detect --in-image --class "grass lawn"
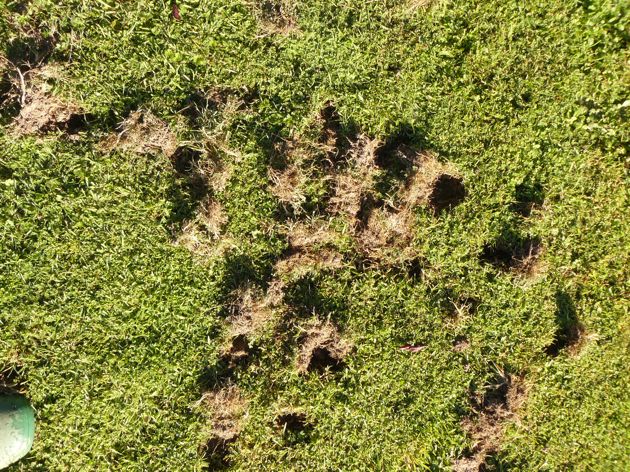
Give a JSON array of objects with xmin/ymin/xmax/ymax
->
[{"xmin": 0, "ymin": 0, "xmax": 628, "ymax": 470}]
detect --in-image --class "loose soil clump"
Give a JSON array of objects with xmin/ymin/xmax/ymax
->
[
  {"xmin": 101, "ymin": 109, "xmax": 178, "ymax": 157},
  {"xmin": 13, "ymin": 87, "xmax": 88, "ymax": 135},
  {"xmin": 200, "ymin": 385, "xmax": 247, "ymax": 469},
  {"xmin": 454, "ymin": 373, "xmax": 527, "ymax": 471},
  {"xmin": 297, "ymin": 321, "xmax": 352, "ymax": 374}
]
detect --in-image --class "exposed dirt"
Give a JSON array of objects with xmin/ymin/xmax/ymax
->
[
  {"xmin": 200, "ymin": 385, "xmax": 247, "ymax": 469},
  {"xmin": 101, "ymin": 109, "xmax": 178, "ymax": 157},
  {"xmin": 545, "ymin": 294, "xmax": 586, "ymax": 357},
  {"xmin": 398, "ymin": 152, "xmax": 466, "ymax": 213},
  {"xmin": 297, "ymin": 321, "xmax": 352, "ymax": 374},
  {"xmin": 454, "ymin": 373, "xmax": 527, "ymax": 471},
  {"xmin": 221, "ymin": 334, "xmax": 251, "ymax": 368},
  {"xmin": 171, "ymin": 145, "xmax": 203, "ymax": 174},
  {"xmin": 428, "ymin": 174, "xmax": 466, "ymax": 214},
  {"xmin": 0, "ymin": 356, "xmax": 27, "ymax": 394},
  {"xmin": 13, "ymin": 87, "xmax": 88, "ymax": 135}
]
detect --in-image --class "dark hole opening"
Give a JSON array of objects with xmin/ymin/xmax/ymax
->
[{"xmin": 428, "ymin": 174, "xmax": 466, "ymax": 214}]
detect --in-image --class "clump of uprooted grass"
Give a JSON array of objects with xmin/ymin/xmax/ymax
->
[
  {"xmin": 199, "ymin": 385, "xmax": 248, "ymax": 469},
  {"xmin": 296, "ymin": 320, "xmax": 352, "ymax": 374},
  {"xmin": 248, "ymin": 0, "xmax": 300, "ymax": 35},
  {"xmin": 7, "ymin": 65, "xmax": 90, "ymax": 135},
  {"xmin": 274, "ymin": 218, "xmax": 346, "ymax": 278},
  {"xmin": 101, "ymin": 109, "xmax": 178, "ymax": 157}
]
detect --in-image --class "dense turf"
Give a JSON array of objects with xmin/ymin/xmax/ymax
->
[{"xmin": 0, "ymin": 0, "xmax": 628, "ymax": 470}]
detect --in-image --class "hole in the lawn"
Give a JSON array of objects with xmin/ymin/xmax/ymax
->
[
  {"xmin": 453, "ymin": 335, "xmax": 470, "ymax": 352},
  {"xmin": 319, "ymin": 101, "xmax": 343, "ymax": 162},
  {"xmin": 480, "ymin": 233, "xmax": 542, "ymax": 273},
  {"xmin": 308, "ymin": 346, "xmax": 342, "ymax": 372},
  {"xmin": 511, "ymin": 181, "xmax": 544, "ymax": 217},
  {"xmin": 64, "ymin": 112, "xmax": 94, "ymax": 134},
  {"xmin": 297, "ymin": 322, "xmax": 351, "ymax": 375},
  {"xmin": 404, "ymin": 256, "xmax": 425, "ymax": 279},
  {"xmin": 428, "ymin": 174, "xmax": 466, "ymax": 214},
  {"xmin": 480, "ymin": 377, "xmax": 509, "ymax": 411},
  {"xmin": 203, "ymin": 436, "xmax": 234, "ymax": 470},
  {"xmin": 275, "ymin": 411, "xmax": 312, "ymax": 433},
  {"xmin": 545, "ymin": 291, "xmax": 584, "ymax": 356},
  {"xmin": 374, "ymin": 141, "xmax": 418, "ymax": 176},
  {"xmin": 171, "ymin": 146, "xmax": 203, "ymax": 174},
  {"xmin": 221, "ymin": 334, "xmax": 252, "ymax": 369}
]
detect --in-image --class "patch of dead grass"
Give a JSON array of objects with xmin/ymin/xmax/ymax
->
[
  {"xmin": 197, "ymin": 199, "xmax": 228, "ymax": 239},
  {"xmin": 269, "ymin": 164, "xmax": 306, "ymax": 208},
  {"xmin": 250, "ymin": 0, "xmax": 299, "ymax": 35},
  {"xmin": 275, "ymin": 219, "xmax": 345, "ymax": 277},
  {"xmin": 399, "ymin": 152, "xmax": 466, "ymax": 213}
]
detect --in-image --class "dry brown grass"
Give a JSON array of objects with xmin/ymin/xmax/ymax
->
[
  {"xmin": 199, "ymin": 385, "xmax": 247, "ymax": 464},
  {"xmin": 269, "ymin": 164, "xmax": 306, "ymax": 208},
  {"xmin": 227, "ymin": 283, "xmax": 283, "ymax": 337},
  {"xmin": 100, "ymin": 109, "xmax": 178, "ymax": 157},
  {"xmin": 297, "ymin": 321, "xmax": 352, "ymax": 374},
  {"xmin": 454, "ymin": 374, "xmax": 528, "ymax": 471},
  {"xmin": 275, "ymin": 219, "xmax": 344, "ymax": 277},
  {"xmin": 197, "ymin": 199, "xmax": 228, "ymax": 240},
  {"xmin": 250, "ymin": 0, "xmax": 299, "ymax": 36},
  {"xmin": 11, "ymin": 67, "xmax": 86, "ymax": 136}
]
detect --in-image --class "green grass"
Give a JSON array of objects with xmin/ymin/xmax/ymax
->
[{"xmin": 1, "ymin": 0, "xmax": 628, "ymax": 470}]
